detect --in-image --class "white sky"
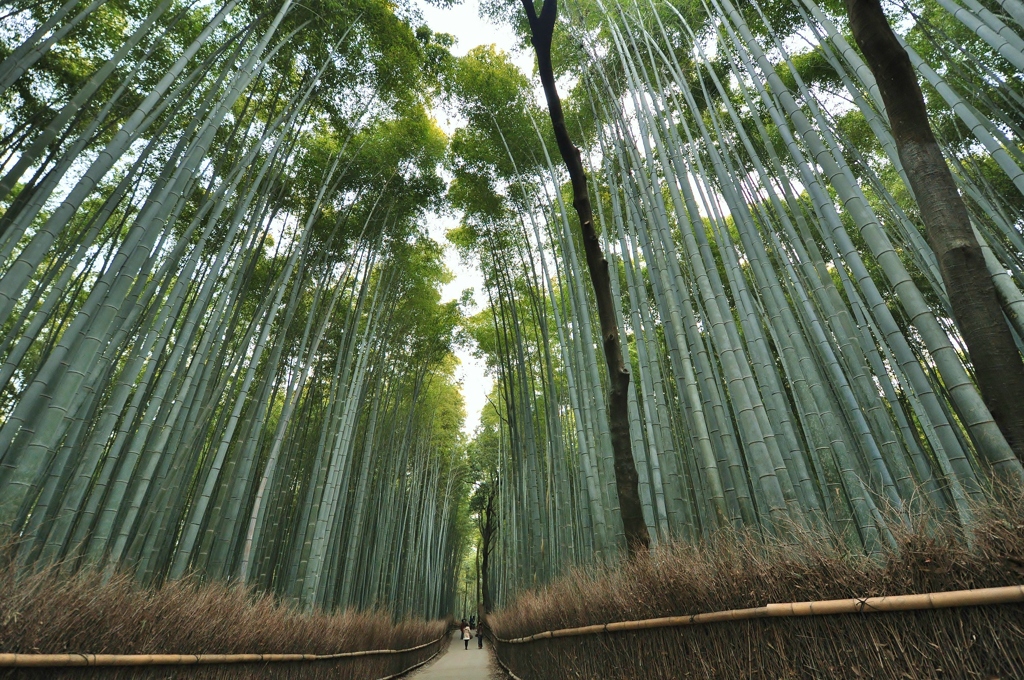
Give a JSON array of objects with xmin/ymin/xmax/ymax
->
[
  {"xmin": 416, "ymin": 0, "xmax": 534, "ymax": 76},
  {"xmin": 414, "ymin": 0, "xmax": 530, "ymax": 435}
]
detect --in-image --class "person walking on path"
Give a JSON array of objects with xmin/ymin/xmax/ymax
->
[
  {"xmin": 461, "ymin": 624, "xmax": 472, "ymax": 650},
  {"xmin": 408, "ymin": 627, "xmax": 491, "ymax": 678},
  {"xmin": 476, "ymin": 624, "xmax": 484, "ymax": 649}
]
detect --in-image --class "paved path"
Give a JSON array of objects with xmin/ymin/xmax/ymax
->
[{"xmin": 409, "ymin": 629, "xmax": 492, "ymax": 679}]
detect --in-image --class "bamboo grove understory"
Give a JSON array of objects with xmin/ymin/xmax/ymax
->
[{"xmin": 1, "ymin": 0, "xmax": 1024, "ymax": 626}]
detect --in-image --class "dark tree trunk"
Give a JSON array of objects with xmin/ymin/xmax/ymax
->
[
  {"xmin": 519, "ymin": 0, "xmax": 650, "ymax": 557},
  {"xmin": 845, "ymin": 0, "xmax": 1024, "ymax": 463},
  {"xmin": 480, "ymin": 484, "xmax": 496, "ymax": 612}
]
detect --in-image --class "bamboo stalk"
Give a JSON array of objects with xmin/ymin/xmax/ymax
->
[
  {"xmin": 0, "ymin": 633, "xmax": 447, "ymax": 667},
  {"xmin": 495, "ymin": 585, "xmax": 1024, "ymax": 643}
]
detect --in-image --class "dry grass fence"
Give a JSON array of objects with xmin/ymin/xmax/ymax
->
[
  {"xmin": 0, "ymin": 549, "xmax": 447, "ymax": 679},
  {"xmin": 489, "ymin": 495, "xmax": 1024, "ymax": 679}
]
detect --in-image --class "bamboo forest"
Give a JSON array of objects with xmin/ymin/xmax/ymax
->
[{"xmin": 1, "ymin": 0, "xmax": 1023, "ymax": 677}]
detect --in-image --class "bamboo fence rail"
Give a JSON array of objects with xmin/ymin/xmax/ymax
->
[
  {"xmin": 374, "ymin": 639, "xmax": 448, "ymax": 680},
  {"xmin": 494, "ymin": 653, "xmax": 525, "ymax": 680},
  {"xmin": 493, "ymin": 584, "xmax": 1024, "ymax": 643},
  {"xmin": 0, "ymin": 632, "xmax": 448, "ymax": 669}
]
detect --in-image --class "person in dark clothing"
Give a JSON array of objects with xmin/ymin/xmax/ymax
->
[{"xmin": 476, "ymin": 625, "xmax": 484, "ymax": 649}]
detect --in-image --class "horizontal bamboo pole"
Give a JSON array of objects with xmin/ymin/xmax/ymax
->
[
  {"xmin": 0, "ymin": 632, "xmax": 446, "ymax": 668},
  {"xmin": 496, "ymin": 584, "xmax": 1024, "ymax": 643},
  {"xmin": 376, "ymin": 637, "xmax": 447, "ymax": 680}
]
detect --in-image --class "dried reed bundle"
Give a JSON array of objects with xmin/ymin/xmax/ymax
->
[
  {"xmin": 0, "ymin": 547, "xmax": 447, "ymax": 679},
  {"xmin": 490, "ymin": 495, "xmax": 1024, "ymax": 679}
]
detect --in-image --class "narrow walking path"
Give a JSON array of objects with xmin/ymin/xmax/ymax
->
[{"xmin": 409, "ymin": 629, "xmax": 493, "ymax": 679}]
